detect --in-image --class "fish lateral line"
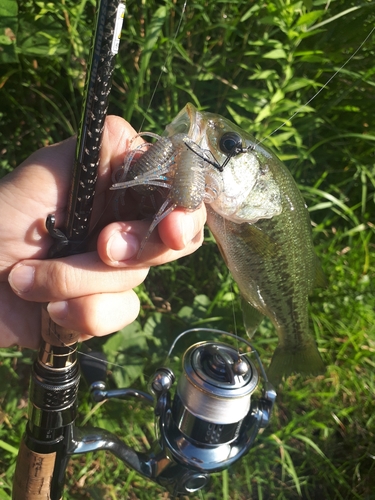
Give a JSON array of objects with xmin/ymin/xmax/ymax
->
[
  {"xmin": 89, "ymin": 18, "xmax": 375, "ymax": 257},
  {"xmin": 77, "ymin": 16, "xmax": 375, "ymax": 369}
]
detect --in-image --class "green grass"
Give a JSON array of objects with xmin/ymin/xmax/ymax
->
[{"xmin": 1, "ymin": 0, "xmax": 375, "ymax": 498}]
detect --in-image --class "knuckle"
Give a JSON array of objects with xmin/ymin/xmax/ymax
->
[
  {"xmin": 124, "ymin": 291, "xmax": 141, "ymax": 326},
  {"xmin": 134, "ymin": 267, "xmax": 149, "ymax": 285},
  {"xmin": 121, "ymin": 267, "xmax": 149, "ymax": 288},
  {"xmin": 47, "ymin": 261, "xmax": 79, "ymax": 298},
  {"xmin": 82, "ymin": 291, "xmax": 141, "ymax": 336}
]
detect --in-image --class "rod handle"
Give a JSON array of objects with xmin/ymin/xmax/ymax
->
[
  {"xmin": 41, "ymin": 304, "xmax": 80, "ymax": 346},
  {"xmin": 12, "ymin": 440, "xmax": 59, "ymax": 500}
]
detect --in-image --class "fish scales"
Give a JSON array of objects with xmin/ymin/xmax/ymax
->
[
  {"xmin": 166, "ymin": 104, "xmax": 325, "ymax": 384},
  {"xmin": 112, "ymin": 103, "xmax": 325, "ymax": 383},
  {"xmin": 206, "ymin": 160, "xmax": 324, "ymax": 383}
]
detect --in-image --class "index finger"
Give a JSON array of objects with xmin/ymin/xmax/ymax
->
[
  {"xmin": 97, "ymin": 204, "xmax": 206, "ymax": 268},
  {"xmin": 90, "ymin": 115, "xmax": 146, "ymax": 227}
]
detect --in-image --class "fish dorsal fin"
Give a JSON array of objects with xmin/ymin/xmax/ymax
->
[{"xmin": 241, "ymin": 296, "xmax": 264, "ymax": 338}]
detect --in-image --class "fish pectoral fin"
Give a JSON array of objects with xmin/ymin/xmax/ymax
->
[
  {"xmin": 242, "ymin": 222, "xmax": 278, "ymax": 258},
  {"xmin": 241, "ymin": 297, "xmax": 264, "ymax": 338},
  {"xmin": 214, "ymin": 238, "xmax": 229, "ymax": 267},
  {"xmin": 314, "ymin": 257, "xmax": 327, "ymax": 289},
  {"xmin": 267, "ymin": 339, "xmax": 325, "ymax": 385}
]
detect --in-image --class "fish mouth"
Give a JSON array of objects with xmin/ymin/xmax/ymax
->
[{"xmin": 164, "ymin": 103, "xmax": 207, "ymax": 144}]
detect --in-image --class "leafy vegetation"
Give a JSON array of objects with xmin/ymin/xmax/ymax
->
[{"xmin": 1, "ymin": 0, "xmax": 375, "ymax": 498}]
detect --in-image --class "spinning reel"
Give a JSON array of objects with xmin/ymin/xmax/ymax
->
[{"xmin": 78, "ymin": 329, "xmax": 276, "ymax": 497}]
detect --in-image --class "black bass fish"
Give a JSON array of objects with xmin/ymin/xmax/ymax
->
[{"xmin": 165, "ymin": 104, "xmax": 326, "ymax": 384}]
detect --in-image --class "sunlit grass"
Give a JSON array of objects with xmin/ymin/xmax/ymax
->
[{"xmin": 1, "ymin": 0, "xmax": 375, "ymax": 498}]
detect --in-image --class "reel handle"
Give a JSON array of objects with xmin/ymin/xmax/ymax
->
[{"xmin": 69, "ymin": 339, "xmax": 277, "ymax": 497}]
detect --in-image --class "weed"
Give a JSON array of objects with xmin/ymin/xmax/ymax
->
[{"xmin": 1, "ymin": 0, "xmax": 374, "ymax": 498}]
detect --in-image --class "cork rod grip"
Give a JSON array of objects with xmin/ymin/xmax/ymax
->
[
  {"xmin": 40, "ymin": 304, "xmax": 80, "ymax": 346},
  {"xmin": 12, "ymin": 441, "xmax": 59, "ymax": 500}
]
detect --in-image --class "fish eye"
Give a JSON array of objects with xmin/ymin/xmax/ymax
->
[{"xmin": 219, "ymin": 132, "xmax": 243, "ymax": 156}]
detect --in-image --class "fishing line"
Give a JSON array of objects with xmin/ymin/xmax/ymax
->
[
  {"xmin": 256, "ymin": 26, "xmax": 375, "ymax": 147},
  {"xmin": 72, "ymin": 10, "xmax": 373, "ymax": 377},
  {"xmin": 76, "ymin": 0, "xmax": 189, "ymax": 249},
  {"xmin": 220, "ymin": 214, "xmax": 242, "ymax": 354},
  {"xmin": 60, "ymin": 1, "xmax": 190, "ymax": 379},
  {"xmin": 138, "ymin": 0, "xmax": 188, "ymax": 133},
  {"xmin": 47, "ymin": 326, "xmax": 135, "ymax": 373}
]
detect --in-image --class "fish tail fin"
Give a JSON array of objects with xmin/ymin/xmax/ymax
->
[{"xmin": 267, "ymin": 341, "xmax": 325, "ymax": 385}]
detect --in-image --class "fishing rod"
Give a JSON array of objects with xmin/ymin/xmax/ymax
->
[
  {"xmin": 12, "ymin": 1, "xmax": 277, "ymax": 498},
  {"xmin": 12, "ymin": 0, "xmax": 125, "ymax": 498}
]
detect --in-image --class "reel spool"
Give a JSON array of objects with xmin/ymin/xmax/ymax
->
[
  {"xmin": 150, "ymin": 336, "xmax": 276, "ymax": 495},
  {"xmin": 173, "ymin": 342, "xmax": 258, "ymax": 445},
  {"xmin": 78, "ymin": 330, "xmax": 276, "ymax": 497}
]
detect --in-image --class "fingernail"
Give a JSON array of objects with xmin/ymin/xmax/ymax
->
[
  {"xmin": 47, "ymin": 301, "xmax": 69, "ymax": 320},
  {"xmin": 107, "ymin": 231, "xmax": 140, "ymax": 262},
  {"xmin": 182, "ymin": 213, "xmax": 196, "ymax": 246},
  {"xmin": 9, "ymin": 265, "xmax": 35, "ymax": 294}
]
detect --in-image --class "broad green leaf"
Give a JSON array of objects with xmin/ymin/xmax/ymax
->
[
  {"xmin": 143, "ymin": 312, "xmax": 168, "ymax": 341},
  {"xmin": 193, "ymin": 294, "xmax": 211, "ymax": 309},
  {"xmin": 263, "ymin": 48, "xmax": 287, "ymax": 59},
  {"xmin": 240, "ymin": 4, "xmax": 261, "ymax": 23},
  {"xmin": 104, "ymin": 324, "xmax": 143, "ymax": 352},
  {"xmin": 249, "ymin": 69, "xmax": 278, "ymax": 80},
  {"xmin": 110, "ymin": 355, "xmax": 145, "ymax": 388},
  {"xmin": 226, "ymin": 105, "xmax": 255, "ymax": 130},
  {"xmin": 17, "ymin": 16, "xmax": 68, "ymax": 57},
  {"xmin": 296, "ymin": 10, "xmax": 326, "ymax": 27},
  {"xmin": 102, "ymin": 322, "xmax": 151, "ymax": 387},
  {"xmin": 177, "ymin": 305, "xmax": 194, "ymax": 320},
  {"xmin": 0, "ymin": 488, "xmax": 11, "ymax": 499},
  {"xmin": 177, "ymin": 294, "xmax": 210, "ymax": 323},
  {"xmin": 270, "ymin": 88, "xmax": 285, "ymax": 104},
  {"xmin": 0, "ymin": 0, "xmax": 18, "ymax": 63},
  {"xmin": 255, "ymin": 104, "xmax": 272, "ymax": 123},
  {"xmin": 267, "ymin": 131, "xmax": 295, "ymax": 146},
  {"xmin": 284, "ymin": 77, "xmax": 318, "ymax": 93}
]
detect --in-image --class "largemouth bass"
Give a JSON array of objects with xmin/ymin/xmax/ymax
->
[{"xmin": 165, "ymin": 104, "xmax": 326, "ymax": 384}]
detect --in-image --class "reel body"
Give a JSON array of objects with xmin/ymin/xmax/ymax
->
[
  {"xmin": 149, "ymin": 341, "xmax": 275, "ymax": 495},
  {"xmin": 74, "ymin": 334, "xmax": 276, "ymax": 497}
]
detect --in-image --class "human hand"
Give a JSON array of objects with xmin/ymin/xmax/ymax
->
[{"xmin": 0, "ymin": 116, "xmax": 206, "ymax": 349}]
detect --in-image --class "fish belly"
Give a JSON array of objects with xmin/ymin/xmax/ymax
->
[{"xmin": 206, "ymin": 205, "xmax": 325, "ymax": 384}]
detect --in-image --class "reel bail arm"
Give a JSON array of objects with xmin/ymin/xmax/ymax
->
[{"xmin": 72, "ymin": 336, "xmax": 276, "ymax": 497}]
